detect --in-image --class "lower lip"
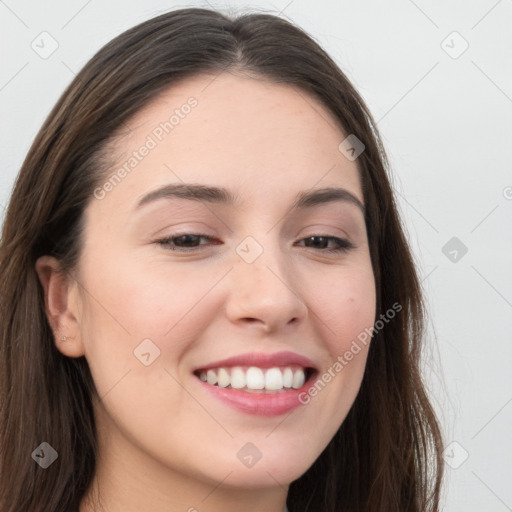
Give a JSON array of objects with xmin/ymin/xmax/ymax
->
[{"xmin": 196, "ymin": 377, "xmax": 312, "ymax": 416}]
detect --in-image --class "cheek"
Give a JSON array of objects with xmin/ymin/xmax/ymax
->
[
  {"xmin": 306, "ymin": 264, "xmax": 376, "ymax": 355},
  {"xmin": 297, "ymin": 263, "xmax": 376, "ymax": 416},
  {"xmin": 76, "ymin": 256, "xmax": 224, "ymax": 437},
  {"xmin": 77, "ymin": 253, "xmax": 225, "ymax": 379},
  {"xmin": 81, "ymin": 250, "xmax": 223, "ymax": 336}
]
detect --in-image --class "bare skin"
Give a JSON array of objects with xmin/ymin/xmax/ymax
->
[{"xmin": 36, "ymin": 71, "xmax": 376, "ymax": 512}]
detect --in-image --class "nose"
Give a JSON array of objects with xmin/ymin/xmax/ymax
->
[{"xmin": 225, "ymin": 250, "xmax": 308, "ymax": 333}]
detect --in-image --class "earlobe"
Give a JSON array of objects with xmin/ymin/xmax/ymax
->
[{"xmin": 35, "ymin": 255, "xmax": 85, "ymax": 358}]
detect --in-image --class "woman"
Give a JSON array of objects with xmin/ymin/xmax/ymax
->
[{"xmin": 0, "ymin": 7, "xmax": 443, "ymax": 512}]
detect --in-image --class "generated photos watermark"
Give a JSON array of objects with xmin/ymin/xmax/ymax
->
[
  {"xmin": 93, "ymin": 97, "xmax": 198, "ymax": 200},
  {"xmin": 298, "ymin": 301, "xmax": 402, "ymax": 405}
]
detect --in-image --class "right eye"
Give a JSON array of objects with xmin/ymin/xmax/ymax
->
[{"xmin": 155, "ymin": 233, "xmax": 220, "ymax": 252}]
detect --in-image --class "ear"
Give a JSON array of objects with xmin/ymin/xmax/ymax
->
[{"xmin": 35, "ymin": 255, "xmax": 85, "ymax": 358}]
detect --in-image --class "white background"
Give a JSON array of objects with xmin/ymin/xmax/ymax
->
[{"xmin": 1, "ymin": 1, "xmax": 511, "ymax": 510}]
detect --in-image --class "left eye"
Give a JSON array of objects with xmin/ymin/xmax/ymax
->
[
  {"xmin": 155, "ymin": 233, "xmax": 354, "ymax": 253},
  {"xmin": 295, "ymin": 235, "xmax": 355, "ymax": 253}
]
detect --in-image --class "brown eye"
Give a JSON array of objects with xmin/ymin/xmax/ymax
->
[
  {"xmin": 297, "ymin": 236, "xmax": 355, "ymax": 253},
  {"xmin": 156, "ymin": 233, "xmax": 218, "ymax": 251}
]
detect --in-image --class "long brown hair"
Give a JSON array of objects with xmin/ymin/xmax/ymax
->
[{"xmin": 0, "ymin": 7, "xmax": 443, "ymax": 511}]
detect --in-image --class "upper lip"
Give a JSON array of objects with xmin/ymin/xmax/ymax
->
[{"xmin": 193, "ymin": 351, "xmax": 317, "ymax": 372}]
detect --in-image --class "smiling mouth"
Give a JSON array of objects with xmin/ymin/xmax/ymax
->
[{"xmin": 193, "ymin": 365, "xmax": 316, "ymax": 394}]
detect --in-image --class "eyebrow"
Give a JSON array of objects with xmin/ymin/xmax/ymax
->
[{"xmin": 135, "ymin": 183, "xmax": 365, "ymax": 213}]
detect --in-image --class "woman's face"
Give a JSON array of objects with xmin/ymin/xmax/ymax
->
[{"xmin": 67, "ymin": 72, "xmax": 376, "ymax": 502}]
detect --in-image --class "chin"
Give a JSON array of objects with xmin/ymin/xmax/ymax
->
[{"xmin": 208, "ymin": 449, "xmax": 317, "ymax": 489}]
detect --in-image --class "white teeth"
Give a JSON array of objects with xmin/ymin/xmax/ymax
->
[
  {"xmin": 283, "ymin": 368, "xmax": 293, "ymax": 388},
  {"xmin": 230, "ymin": 367, "xmax": 246, "ymax": 389},
  {"xmin": 265, "ymin": 368, "xmax": 283, "ymax": 390},
  {"xmin": 246, "ymin": 367, "xmax": 265, "ymax": 389},
  {"xmin": 292, "ymin": 369, "xmax": 305, "ymax": 389},
  {"xmin": 197, "ymin": 366, "xmax": 308, "ymax": 392},
  {"xmin": 217, "ymin": 368, "xmax": 230, "ymax": 388},
  {"xmin": 206, "ymin": 369, "xmax": 217, "ymax": 385}
]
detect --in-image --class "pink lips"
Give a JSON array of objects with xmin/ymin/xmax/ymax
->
[
  {"xmin": 193, "ymin": 350, "xmax": 316, "ymax": 372},
  {"xmin": 193, "ymin": 351, "xmax": 317, "ymax": 416}
]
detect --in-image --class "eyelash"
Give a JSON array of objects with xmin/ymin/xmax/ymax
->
[{"xmin": 155, "ymin": 233, "xmax": 355, "ymax": 254}]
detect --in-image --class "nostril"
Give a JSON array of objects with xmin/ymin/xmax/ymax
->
[{"xmin": 243, "ymin": 317, "xmax": 261, "ymax": 324}]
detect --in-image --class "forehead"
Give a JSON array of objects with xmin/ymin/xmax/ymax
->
[{"xmin": 96, "ymin": 71, "xmax": 363, "ymax": 213}]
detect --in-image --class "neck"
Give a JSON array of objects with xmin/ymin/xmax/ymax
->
[{"xmin": 79, "ymin": 405, "xmax": 289, "ymax": 512}]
